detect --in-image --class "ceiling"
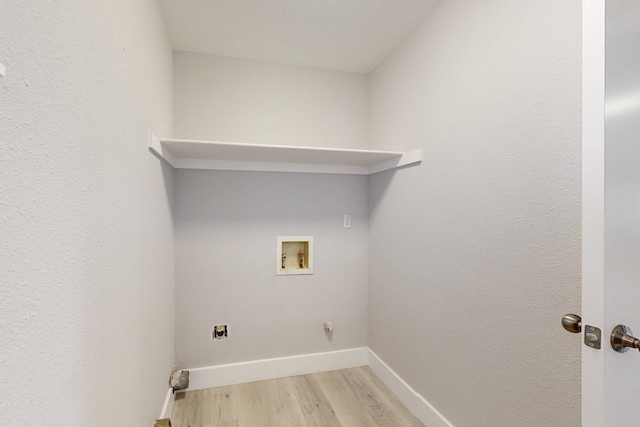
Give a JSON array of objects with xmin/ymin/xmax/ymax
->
[{"xmin": 159, "ymin": 0, "xmax": 438, "ymax": 73}]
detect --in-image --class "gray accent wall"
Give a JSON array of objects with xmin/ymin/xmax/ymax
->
[{"xmin": 175, "ymin": 170, "xmax": 369, "ymax": 368}]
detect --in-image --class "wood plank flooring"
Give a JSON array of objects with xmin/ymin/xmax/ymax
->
[{"xmin": 171, "ymin": 366, "xmax": 425, "ymax": 427}]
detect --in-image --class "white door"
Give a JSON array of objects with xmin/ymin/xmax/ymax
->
[{"xmin": 582, "ymin": 1, "xmax": 640, "ymax": 426}]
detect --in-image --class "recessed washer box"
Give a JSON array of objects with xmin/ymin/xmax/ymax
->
[{"xmin": 277, "ymin": 236, "xmax": 313, "ymax": 275}]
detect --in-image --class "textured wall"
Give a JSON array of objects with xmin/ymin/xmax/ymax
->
[
  {"xmin": 174, "ymin": 51, "xmax": 369, "ymax": 149},
  {"xmin": 0, "ymin": 1, "xmax": 175, "ymax": 426},
  {"xmin": 367, "ymin": 1, "xmax": 582, "ymax": 426},
  {"xmin": 175, "ymin": 170, "xmax": 368, "ymax": 368}
]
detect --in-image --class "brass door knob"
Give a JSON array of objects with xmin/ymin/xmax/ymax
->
[
  {"xmin": 611, "ymin": 325, "xmax": 640, "ymax": 353},
  {"xmin": 562, "ymin": 314, "xmax": 582, "ymax": 333}
]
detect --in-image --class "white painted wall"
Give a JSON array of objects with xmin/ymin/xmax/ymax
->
[
  {"xmin": 173, "ymin": 51, "xmax": 369, "ymax": 149},
  {"xmin": 367, "ymin": 1, "xmax": 582, "ymax": 426},
  {"xmin": 174, "ymin": 170, "xmax": 368, "ymax": 368},
  {"xmin": 0, "ymin": 1, "xmax": 175, "ymax": 426}
]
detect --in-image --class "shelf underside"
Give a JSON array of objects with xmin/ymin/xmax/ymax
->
[{"xmin": 149, "ymin": 137, "xmax": 422, "ymax": 175}]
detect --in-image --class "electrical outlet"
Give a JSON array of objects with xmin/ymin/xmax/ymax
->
[
  {"xmin": 343, "ymin": 214, "xmax": 352, "ymax": 228},
  {"xmin": 212, "ymin": 325, "xmax": 228, "ymax": 340}
]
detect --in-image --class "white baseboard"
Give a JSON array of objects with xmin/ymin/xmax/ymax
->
[
  {"xmin": 159, "ymin": 387, "xmax": 175, "ymax": 419},
  {"xmin": 184, "ymin": 347, "xmax": 368, "ymax": 392},
  {"xmin": 367, "ymin": 349, "xmax": 454, "ymax": 427}
]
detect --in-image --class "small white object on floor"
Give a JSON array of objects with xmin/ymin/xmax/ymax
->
[{"xmin": 0, "ymin": 63, "xmax": 5, "ymax": 77}]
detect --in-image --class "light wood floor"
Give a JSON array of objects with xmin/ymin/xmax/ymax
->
[{"xmin": 171, "ymin": 366, "xmax": 425, "ymax": 427}]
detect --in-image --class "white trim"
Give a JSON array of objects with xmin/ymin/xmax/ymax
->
[
  {"xmin": 184, "ymin": 347, "xmax": 368, "ymax": 391},
  {"xmin": 367, "ymin": 349, "xmax": 454, "ymax": 427},
  {"xmin": 582, "ymin": 1, "xmax": 605, "ymax": 426},
  {"xmin": 159, "ymin": 387, "xmax": 175, "ymax": 419}
]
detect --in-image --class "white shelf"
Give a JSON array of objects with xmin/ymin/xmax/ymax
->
[{"xmin": 149, "ymin": 136, "xmax": 422, "ymax": 175}]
